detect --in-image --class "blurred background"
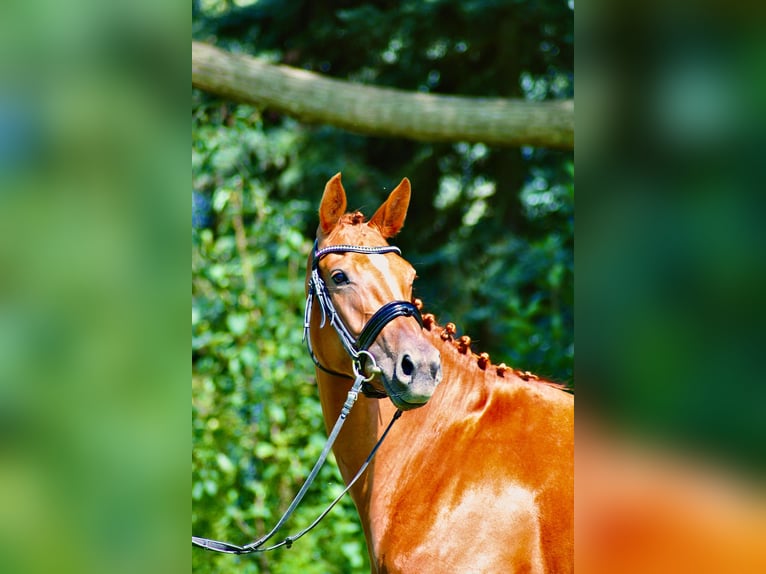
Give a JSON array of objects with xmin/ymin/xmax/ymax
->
[
  {"xmin": 192, "ymin": 2, "xmax": 573, "ymax": 572},
  {"xmin": 577, "ymin": 2, "xmax": 766, "ymax": 572},
  {"xmin": 577, "ymin": 1, "xmax": 766, "ymax": 475},
  {"xmin": 1, "ymin": 1, "xmax": 188, "ymax": 574},
  {"xmin": 3, "ymin": 1, "xmax": 762, "ymax": 573}
]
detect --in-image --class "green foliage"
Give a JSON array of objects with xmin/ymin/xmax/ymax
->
[
  {"xmin": 192, "ymin": 107, "xmax": 367, "ymax": 572},
  {"xmin": 193, "ymin": 2, "xmax": 572, "ymax": 572}
]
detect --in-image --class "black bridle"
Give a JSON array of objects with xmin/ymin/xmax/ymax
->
[
  {"xmin": 304, "ymin": 240, "xmax": 423, "ymax": 396},
  {"xmin": 192, "ymin": 240, "xmax": 423, "ymax": 555}
]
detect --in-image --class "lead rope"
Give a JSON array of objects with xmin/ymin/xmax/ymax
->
[
  {"xmin": 192, "ymin": 364, "xmax": 402, "ymax": 554},
  {"xmin": 194, "ymin": 240, "xmax": 417, "ymax": 554}
]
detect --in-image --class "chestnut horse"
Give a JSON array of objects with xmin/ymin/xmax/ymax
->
[{"xmin": 307, "ymin": 173, "xmax": 573, "ymax": 573}]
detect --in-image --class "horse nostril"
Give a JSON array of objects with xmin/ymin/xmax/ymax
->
[{"xmin": 400, "ymin": 354, "xmax": 415, "ymax": 377}]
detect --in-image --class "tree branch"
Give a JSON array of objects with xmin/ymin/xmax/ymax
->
[{"xmin": 192, "ymin": 41, "xmax": 574, "ymax": 150}]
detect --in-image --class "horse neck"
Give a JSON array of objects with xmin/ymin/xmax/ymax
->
[{"xmin": 314, "ymin": 370, "xmax": 397, "ymax": 503}]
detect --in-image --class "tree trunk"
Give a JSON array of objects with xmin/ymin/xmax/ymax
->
[{"xmin": 192, "ymin": 41, "xmax": 574, "ymax": 150}]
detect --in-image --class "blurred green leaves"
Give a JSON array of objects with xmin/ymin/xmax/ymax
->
[
  {"xmin": 192, "ymin": 100, "xmax": 367, "ymax": 573},
  {"xmin": 1, "ymin": 1, "xmax": 188, "ymax": 574},
  {"xmin": 576, "ymin": 2, "xmax": 766, "ymax": 474}
]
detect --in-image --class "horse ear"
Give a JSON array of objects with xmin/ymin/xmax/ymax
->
[
  {"xmin": 370, "ymin": 178, "xmax": 411, "ymax": 238},
  {"xmin": 319, "ymin": 173, "xmax": 347, "ymax": 234}
]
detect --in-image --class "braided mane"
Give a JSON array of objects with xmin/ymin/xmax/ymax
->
[
  {"xmin": 325, "ymin": 208, "xmax": 568, "ymax": 391},
  {"xmin": 412, "ymin": 298, "xmax": 569, "ymax": 391}
]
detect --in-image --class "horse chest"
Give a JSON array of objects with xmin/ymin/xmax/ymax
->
[{"xmin": 370, "ymin": 476, "xmax": 546, "ymax": 573}]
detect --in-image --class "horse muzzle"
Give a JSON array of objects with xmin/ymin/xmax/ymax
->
[{"xmin": 375, "ymin": 338, "xmax": 442, "ymax": 410}]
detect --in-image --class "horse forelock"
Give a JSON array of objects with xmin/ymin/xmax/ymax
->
[
  {"xmin": 323, "ymin": 211, "xmax": 390, "ymax": 248},
  {"xmin": 347, "ymin": 211, "xmax": 366, "ymax": 225}
]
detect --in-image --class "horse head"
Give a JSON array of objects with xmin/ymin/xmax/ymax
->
[{"xmin": 307, "ymin": 173, "xmax": 442, "ymax": 410}]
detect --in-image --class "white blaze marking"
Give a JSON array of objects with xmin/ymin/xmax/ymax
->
[{"xmin": 366, "ymin": 253, "xmax": 401, "ymax": 303}]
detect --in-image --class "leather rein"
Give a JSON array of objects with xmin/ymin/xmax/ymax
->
[{"xmin": 192, "ymin": 240, "xmax": 423, "ymax": 555}]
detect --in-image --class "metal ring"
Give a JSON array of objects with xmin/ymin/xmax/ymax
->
[{"xmin": 353, "ymin": 350, "xmax": 381, "ymax": 382}]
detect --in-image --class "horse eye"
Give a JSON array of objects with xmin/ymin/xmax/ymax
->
[{"xmin": 331, "ymin": 271, "xmax": 349, "ymax": 285}]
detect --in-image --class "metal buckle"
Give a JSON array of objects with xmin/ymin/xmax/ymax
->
[{"xmin": 353, "ymin": 350, "xmax": 382, "ymax": 382}]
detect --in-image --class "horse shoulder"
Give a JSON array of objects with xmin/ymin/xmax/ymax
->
[{"xmin": 370, "ymin": 366, "xmax": 573, "ymax": 573}]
